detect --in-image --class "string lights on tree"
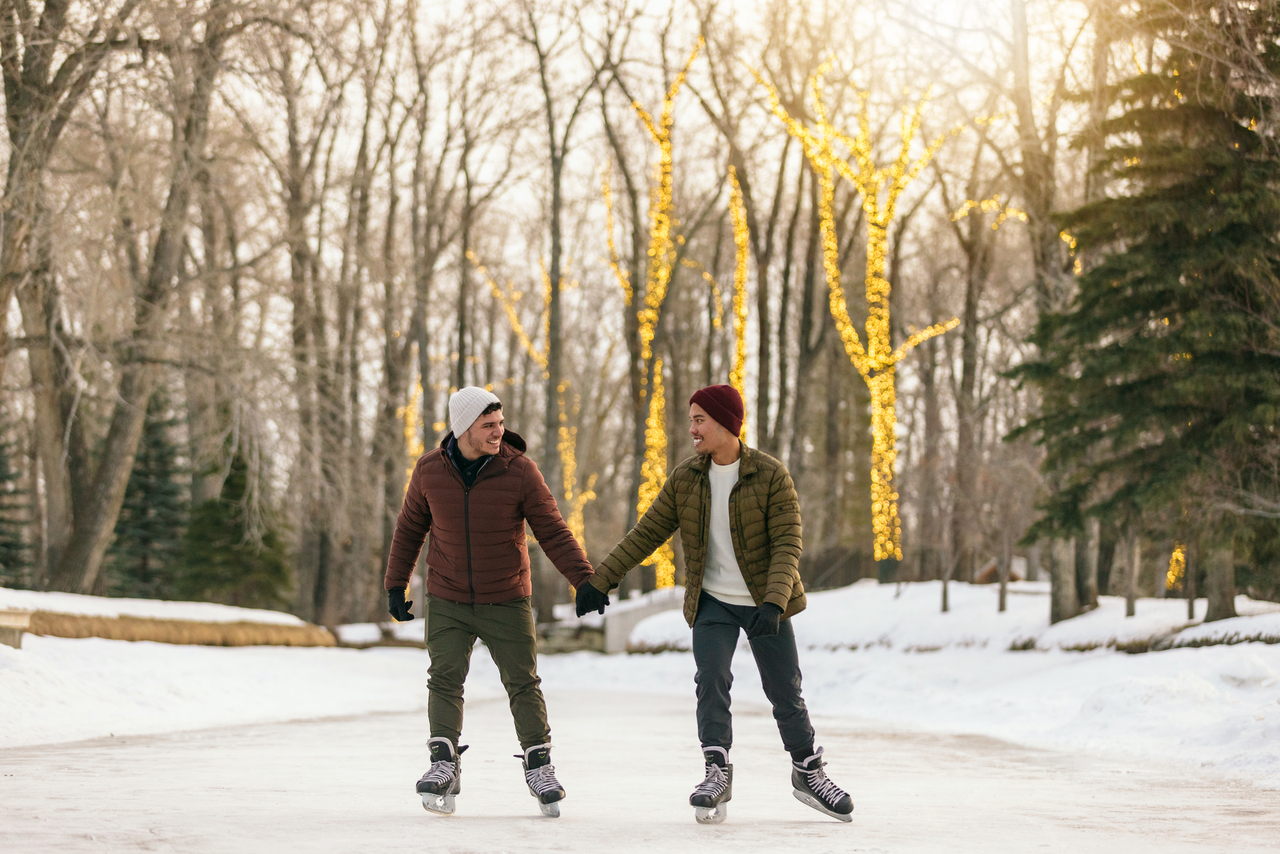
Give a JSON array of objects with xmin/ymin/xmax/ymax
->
[
  {"xmin": 758, "ymin": 64, "xmax": 961, "ymax": 561},
  {"xmin": 465, "ymin": 250, "xmax": 596, "ymax": 551},
  {"xmin": 604, "ymin": 37, "xmax": 703, "ymax": 588},
  {"xmin": 728, "ymin": 165, "xmax": 750, "ymax": 436},
  {"xmin": 637, "ymin": 356, "xmax": 676, "ymax": 587},
  {"xmin": 398, "ymin": 371, "xmax": 427, "ymax": 491},
  {"xmin": 1166, "ymin": 543, "xmax": 1186, "ymax": 592}
]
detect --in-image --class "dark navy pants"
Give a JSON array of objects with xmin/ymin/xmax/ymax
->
[{"xmin": 691, "ymin": 592, "xmax": 815, "ymax": 753}]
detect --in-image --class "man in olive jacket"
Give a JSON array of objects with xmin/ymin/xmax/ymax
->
[
  {"xmin": 385, "ymin": 386, "xmax": 593, "ymax": 817},
  {"xmin": 576, "ymin": 384, "xmax": 853, "ymax": 823}
]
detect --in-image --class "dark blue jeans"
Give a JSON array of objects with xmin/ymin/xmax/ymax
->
[{"xmin": 691, "ymin": 592, "xmax": 815, "ymax": 754}]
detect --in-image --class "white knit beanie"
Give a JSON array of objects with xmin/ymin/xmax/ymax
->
[{"xmin": 448, "ymin": 386, "xmax": 501, "ymax": 439}]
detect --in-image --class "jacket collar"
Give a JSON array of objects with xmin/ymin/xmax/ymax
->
[
  {"xmin": 687, "ymin": 441, "xmax": 761, "ymax": 478},
  {"xmin": 437, "ymin": 429, "xmax": 527, "ymax": 475}
]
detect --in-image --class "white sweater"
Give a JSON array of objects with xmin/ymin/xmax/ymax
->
[{"xmin": 699, "ymin": 458, "xmax": 756, "ymax": 606}]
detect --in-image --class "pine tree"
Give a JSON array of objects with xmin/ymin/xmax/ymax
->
[
  {"xmin": 0, "ymin": 420, "xmax": 32, "ymax": 589},
  {"xmin": 104, "ymin": 393, "xmax": 187, "ymax": 599},
  {"xmin": 177, "ymin": 451, "xmax": 292, "ymax": 610},
  {"xmin": 1012, "ymin": 2, "xmax": 1280, "ymax": 557}
]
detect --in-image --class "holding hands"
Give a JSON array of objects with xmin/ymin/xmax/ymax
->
[{"xmin": 575, "ymin": 582, "xmax": 611, "ymax": 617}]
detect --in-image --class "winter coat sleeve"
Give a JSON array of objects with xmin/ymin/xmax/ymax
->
[
  {"xmin": 384, "ymin": 457, "xmax": 433, "ymax": 590},
  {"xmin": 762, "ymin": 464, "xmax": 803, "ymax": 610},
  {"xmin": 590, "ymin": 475, "xmax": 680, "ymax": 593},
  {"xmin": 520, "ymin": 458, "xmax": 595, "ymax": 589}
]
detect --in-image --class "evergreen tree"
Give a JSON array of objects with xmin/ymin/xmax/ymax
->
[
  {"xmin": 1012, "ymin": 2, "xmax": 1280, "ymax": 559},
  {"xmin": 177, "ymin": 451, "xmax": 292, "ymax": 610},
  {"xmin": 0, "ymin": 421, "xmax": 32, "ymax": 589},
  {"xmin": 104, "ymin": 393, "xmax": 187, "ymax": 599}
]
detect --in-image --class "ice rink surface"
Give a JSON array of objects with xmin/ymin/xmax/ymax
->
[{"xmin": 3, "ymin": 688, "xmax": 1277, "ymax": 854}]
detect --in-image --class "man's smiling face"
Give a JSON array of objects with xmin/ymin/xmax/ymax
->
[
  {"xmin": 689, "ymin": 402, "xmax": 733, "ymax": 459},
  {"xmin": 460, "ymin": 407, "xmax": 504, "ymax": 459}
]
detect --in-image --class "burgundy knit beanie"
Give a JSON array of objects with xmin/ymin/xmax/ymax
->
[{"xmin": 689, "ymin": 385, "xmax": 744, "ymax": 437}]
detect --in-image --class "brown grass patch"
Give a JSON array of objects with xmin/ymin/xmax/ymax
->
[{"xmin": 28, "ymin": 612, "xmax": 335, "ymax": 647}]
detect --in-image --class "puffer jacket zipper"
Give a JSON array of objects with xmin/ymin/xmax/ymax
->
[{"xmin": 449, "ymin": 451, "xmax": 494, "ymax": 605}]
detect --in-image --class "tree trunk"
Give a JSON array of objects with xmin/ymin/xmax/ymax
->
[
  {"xmin": 1204, "ymin": 547, "xmax": 1237, "ymax": 623},
  {"xmin": 47, "ymin": 9, "xmax": 229, "ymax": 592},
  {"xmin": 917, "ymin": 333, "xmax": 942, "ymax": 581},
  {"xmin": 788, "ymin": 161, "xmax": 825, "ymax": 478},
  {"xmin": 1081, "ymin": 517, "xmax": 1100, "ymax": 611},
  {"xmin": 772, "ymin": 165, "xmax": 805, "ymax": 458},
  {"xmin": 1186, "ymin": 540, "xmax": 1198, "ymax": 621},
  {"xmin": 1125, "ymin": 535, "xmax": 1139, "ymax": 618},
  {"xmin": 1049, "ymin": 537, "xmax": 1079, "ymax": 624}
]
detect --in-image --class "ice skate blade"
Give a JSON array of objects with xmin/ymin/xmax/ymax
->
[
  {"xmin": 695, "ymin": 805, "xmax": 727, "ymax": 824},
  {"xmin": 538, "ymin": 801, "xmax": 561, "ymax": 818},
  {"xmin": 792, "ymin": 790, "xmax": 853, "ymax": 823},
  {"xmin": 421, "ymin": 793, "xmax": 457, "ymax": 815}
]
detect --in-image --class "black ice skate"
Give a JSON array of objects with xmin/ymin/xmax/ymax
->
[
  {"xmin": 791, "ymin": 747, "xmax": 853, "ymax": 822},
  {"xmin": 417, "ymin": 737, "xmax": 467, "ymax": 815},
  {"xmin": 689, "ymin": 746, "xmax": 733, "ymax": 824},
  {"xmin": 518, "ymin": 743, "xmax": 565, "ymax": 817}
]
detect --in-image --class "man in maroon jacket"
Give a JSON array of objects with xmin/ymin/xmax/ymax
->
[{"xmin": 384, "ymin": 386, "xmax": 596, "ymax": 817}]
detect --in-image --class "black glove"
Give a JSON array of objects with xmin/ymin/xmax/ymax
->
[
  {"xmin": 746, "ymin": 602, "xmax": 783, "ymax": 639},
  {"xmin": 388, "ymin": 587, "xmax": 414, "ymax": 622},
  {"xmin": 575, "ymin": 582, "xmax": 611, "ymax": 617}
]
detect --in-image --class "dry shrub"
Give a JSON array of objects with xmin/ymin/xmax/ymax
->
[{"xmin": 28, "ymin": 612, "xmax": 335, "ymax": 647}]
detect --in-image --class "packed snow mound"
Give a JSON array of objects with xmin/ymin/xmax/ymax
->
[
  {"xmin": 627, "ymin": 580, "xmax": 1280, "ymax": 653},
  {"xmin": 0, "ymin": 587, "xmax": 304, "ymax": 625},
  {"xmin": 1170, "ymin": 612, "xmax": 1280, "ymax": 648}
]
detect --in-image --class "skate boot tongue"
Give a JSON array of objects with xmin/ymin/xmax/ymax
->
[{"xmin": 702, "ymin": 746, "xmax": 729, "ymax": 768}]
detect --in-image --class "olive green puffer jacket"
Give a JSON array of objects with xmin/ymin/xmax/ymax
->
[{"xmin": 589, "ymin": 444, "xmax": 806, "ymax": 626}]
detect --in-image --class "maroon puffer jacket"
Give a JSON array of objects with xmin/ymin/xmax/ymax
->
[{"xmin": 383, "ymin": 430, "xmax": 593, "ymax": 603}]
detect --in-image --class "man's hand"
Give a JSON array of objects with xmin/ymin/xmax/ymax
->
[
  {"xmin": 745, "ymin": 602, "xmax": 783, "ymax": 639},
  {"xmin": 575, "ymin": 582, "xmax": 611, "ymax": 617},
  {"xmin": 388, "ymin": 587, "xmax": 414, "ymax": 622}
]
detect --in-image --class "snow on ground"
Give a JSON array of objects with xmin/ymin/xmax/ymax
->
[
  {"xmin": 10, "ymin": 690, "xmax": 1280, "ymax": 853},
  {"xmin": 3, "ymin": 580, "xmax": 1280, "ymax": 792},
  {"xmin": 0, "ymin": 586, "xmax": 304, "ymax": 625},
  {"xmin": 625, "ymin": 579, "xmax": 1280, "ymax": 652}
]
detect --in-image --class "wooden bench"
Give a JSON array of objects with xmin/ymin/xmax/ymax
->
[{"xmin": 0, "ymin": 608, "xmax": 34, "ymax": 649}]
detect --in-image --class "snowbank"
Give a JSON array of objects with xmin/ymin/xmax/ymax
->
[
  {"xmin": 627, "ymin": 580, "xmax": 1280, "ymax": 654},
  {"xmin": 0, "ymin": 587, "xmax": 303, "ymax": 625}
]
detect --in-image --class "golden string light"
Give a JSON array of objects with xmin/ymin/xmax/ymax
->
[
  {"xmin": 728, "ymin": 165, "xmax": 750, "ymax": 437},
  {"xmin": 1166, "ymin": 544, "xmax": 1186, "ymax": 592},
  {"xmin": 558, "ymin": 382, "xmax": 598, "ymax": 552},
  {"xmin": 467, "ymin": 249, "xmax": 548, "ymax": 370},
  {"xmin": 607, "ymin": 37, "xmax": 702, "ymax": 589},
  {"xmin": 397, "ymin": 373, "xmax": 427, "ymax": 491},
  {"xmin": 950, "ymin": 194, "xmax": 1027, "ymax": 230},
  {"xmin": 678, "ymin": 256, "xmax": 725, "ymax": 329},
  {"xmin": 637, "ymin": 356, "xmax": 676, "ymax": 587},
  {"xmin": 602, "ymin": 172, "xmax": 633, "ymax": 306},
  {"xmin": 758, "ymin": 65, "xmax": 962, "ymax": 560},
  {"xmin": 467, "ymin": 250, "xmax": 596, "ymax": 551},
  {"xmin": 634, "ymin": 35, "xmax": 703, "ymax": 365}
]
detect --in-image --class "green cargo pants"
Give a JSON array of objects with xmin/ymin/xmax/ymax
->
[{"xmin": 426, "ymin": 595, "xmax": 549, "ymax": 750}]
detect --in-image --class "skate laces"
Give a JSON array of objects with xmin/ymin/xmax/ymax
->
[
  {"xmin": 525, "ymin": 763, "xmax": 561, "ymax": 796},
  {"xmin": 799, "ymin": 759, "xmax": 847, "ymax": 805},
  {"xmin": 420, "ymin": 758, "xmax": 457, "ymax": 787},
  {"xmin": 693, "ymin": 762, "xmax": 728, "ymax": 798}
]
